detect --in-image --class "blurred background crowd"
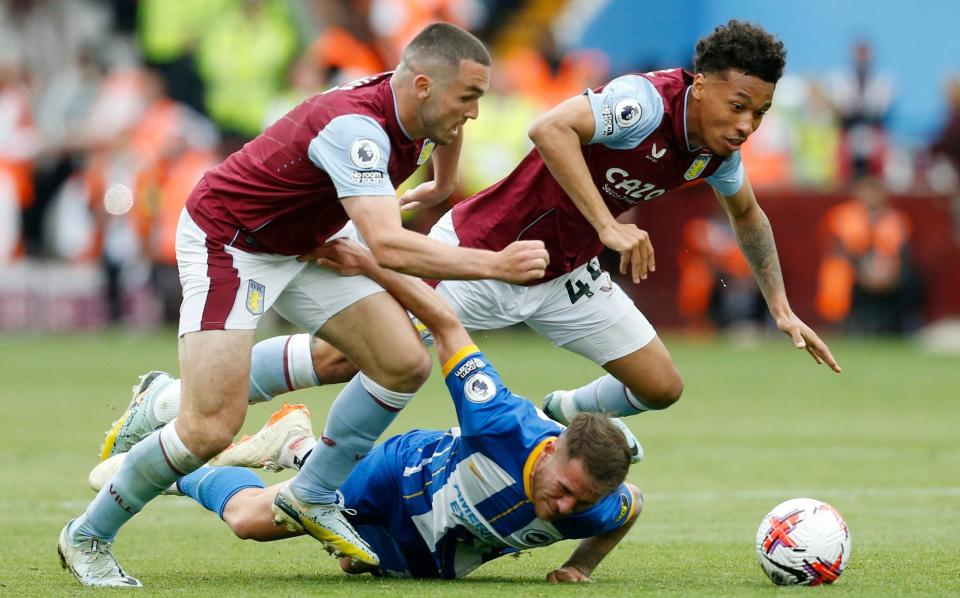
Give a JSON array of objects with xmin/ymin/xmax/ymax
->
[{"xmin": 1, "ymin": 0, "xmax": 959, "ymax": 344}]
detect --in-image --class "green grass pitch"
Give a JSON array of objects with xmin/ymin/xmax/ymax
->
[{"xmin": 1, "ymin": 328, "xmax": 958, "ymax": 596}]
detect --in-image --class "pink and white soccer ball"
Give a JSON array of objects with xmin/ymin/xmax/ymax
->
[{"xmin": 755, "ymin": 498, "xmax": 851, "ymax": 586}]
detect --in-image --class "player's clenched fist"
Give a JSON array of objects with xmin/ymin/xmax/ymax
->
[
  {"xmin": 496, "ymin": 240, "xmax": 549, "ymax": 284},
  {"xmin": 300, "ymin": 239, "xmax": 374, "ymax": 277},
  {"xmin": 598, "ymin": 221, "xmax": 655, "ymax": 283}
]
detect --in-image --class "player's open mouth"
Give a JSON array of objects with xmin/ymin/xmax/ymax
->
[{"xmin": 722, "ymin": 137, "xmax": 745, "ymax": 152}]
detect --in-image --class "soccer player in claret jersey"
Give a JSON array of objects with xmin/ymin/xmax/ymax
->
[
  {"xmin": 187, "ymin": 20, "xmax": 839, "ymax": 422},
  {"xmin": 90, "ymin": 238, "xmax": 641, "ymax": 581},
  {"xmin": 334, "ymin": 20, "xmax": 837, "ymax": 407},
  {"xmin": 59, "ymin": 23, "xmax": 550, "ymax": 588}
]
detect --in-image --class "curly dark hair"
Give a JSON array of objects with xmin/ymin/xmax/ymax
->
[{"xmin": 693, "ymin": 20, "xmax": 786, "ymax": 83}]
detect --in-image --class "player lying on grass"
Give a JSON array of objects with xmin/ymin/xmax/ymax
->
[{"xmin": 91, "ymin": 238, "xmax": 642, "ymax": 581}]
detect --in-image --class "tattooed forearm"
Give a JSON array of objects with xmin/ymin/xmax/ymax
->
[{"xmin": 733, "ymin": 209, "xmax": 786, "ymax": 305}]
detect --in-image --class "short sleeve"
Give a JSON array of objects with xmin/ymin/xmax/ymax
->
[
  {"xmin": 553, "ymin": 483, "xmax": 636, "ymax": 539},
  {"xmin": 307, "ymin": 114, "xmax": 396, "ymax": 198},
  {"xmin": 585, "ymin": 75, "xmax": 664, "ymax": 149},
  {"xmin": 442, "ymin": 346, "xmax": 561, "ymax": 441},
  {"xmin": 705, "ymin": 151, "xmax": 744, "ymax": 196}
]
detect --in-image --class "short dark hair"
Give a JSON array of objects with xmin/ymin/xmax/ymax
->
[
  {"xmin": 693, "ymin": 20, "xmax": 786, "ymax": 84},
  {"xmin": 562, "ymin": 413, "xmax": 631, "ymax": 494},
  {"xmin": 401, "ymin": 22, "xmax": 491, "ymax": 72}
]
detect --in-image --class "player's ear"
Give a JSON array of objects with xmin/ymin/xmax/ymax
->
[
  {"xmin": 414, "ymin": 74, "xmax": 433, "ymax": 100},
  {"xmin": 542, "ymin": 438, "xmax": 558, "ymax": 458},
  {"xmin": 691, "ymin": 73, "xmax": 706, "ymax": 100}
]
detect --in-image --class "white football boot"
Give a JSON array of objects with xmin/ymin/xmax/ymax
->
[
  {"xmin": 542, "ymin": 390, "xmax": 574, "ymax": 425},
  {"xmin": 88, "ymin": 453, "xmax": 181, "ymax": 495},
  {"xmin": 543, "ymin": 391, "xmax": 644, "ymax": 464},
  {"xmin": 272, "ymin": 485, "xmax": 379, "ymax": 567},
  {"xmin": 210, "ymin": 403, "xmax": 314, "ymax": 471},
  {"xmin": 58, "ymin": 522, "xmax": 142, "ymax": 588},
  {"xmin": 608, "ymin": 417, "xmax": 644, "ymax": 463},
  {"xmin": 100, "ymin": 371, "xmax": 177, "ymax": 462}
]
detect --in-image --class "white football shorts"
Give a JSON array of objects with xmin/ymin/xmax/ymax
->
[
  {"xmin": 176, "ymin": 209, "xmax": 384, "ymax": 337},
  {"xmin": 430, "ymin": 211, "xmax": 657, "ymax": 365}
]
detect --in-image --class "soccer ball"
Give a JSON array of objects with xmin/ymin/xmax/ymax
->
[{"xmin": 755, "ymin": 498, "xmax": 851, "ymax": 586}]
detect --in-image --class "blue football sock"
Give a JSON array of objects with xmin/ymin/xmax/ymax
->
[
  {"xmin": 178, "ymin": 466, "xmax": 265, "ymax": 518},
  {"xmin": 570, "ymin": 374, "xmax": 655, "ymax": 417},
  {"xmin": 248, "ymin": 334, "xmax": 320, "ymax": 404},
  {"xmin": 70, "ymin": 425, "xmax": 203, "ymax": 541},
  {"xmin": 290, "ymin": 374, "xmax": 403, "ymax": 504}
]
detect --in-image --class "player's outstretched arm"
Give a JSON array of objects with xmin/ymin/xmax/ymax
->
[
  {"xmin": 546, "ymin": 483, "xmax": 643, "ymax": 583},
  {"xmin": 714, "ymin": 178, "xmax": 841, "ymax": 373},
  {"xmin": 529, "ymin": 96, "xmax": 655, "ymax": 283},
  {"xmin": 339, "ymin": 194, "xmax": 548, "ymax": 284},
  {"xmin": 305, "ymin": 238, "xmax": 472, "ymax": 362}
]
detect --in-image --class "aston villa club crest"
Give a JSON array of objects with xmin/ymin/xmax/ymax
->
[
  {"xmin": 417, "ymin": 140, "xmax": 436, "ymax": 165},
  {"xmin": 246, "ymin": 280, "xmax": 265, "ymax": 315},
  {"xmin": 684, "ymin": 154, "xmax": 712, "ymax": 181}
]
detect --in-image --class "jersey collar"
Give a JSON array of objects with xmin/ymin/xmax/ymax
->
[
  {"xmin": 682, "ymin": 86, "xmax": 702, "ymax": 153},
  {"xmin": 389, "ymin": 76, "xmax": 414, "ymax": 141},
  {"xmin": 522, "ymin": 436, "xmax": 557, "ymax": 501}
]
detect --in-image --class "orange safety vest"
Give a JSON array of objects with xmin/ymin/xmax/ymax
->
[{"xmin": 815, "ymin": 200, "xmax": 910, "ymax": 321}]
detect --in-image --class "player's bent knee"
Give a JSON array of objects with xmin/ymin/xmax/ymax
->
[
  {"xmin": 663, "ymin": 375, "xmax": 684, "ymax": 406},
  {"xmin": 379, "ymin": 347, "xmax": 432, "ymax": 392},
  {"xmin": 630, "ymin": 374, "xmax": 684, "ymax": 410}
]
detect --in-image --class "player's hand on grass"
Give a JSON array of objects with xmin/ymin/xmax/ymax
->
[
  {"xmin": 598, "ymin": 221, "xmax": 655, "ymax": 283},
  {"xmin": 775, "ymin": 312, "xmax": 842, "ymax": 373},
  {"xmin": 399, "ymin": 180, "xmax": 452, "ymax": 212},
  {"xmin": 300, "ymin": 239, "xmax": 377, "ymax": 277},
  {"xmin": 496, "ymin": 240, "xmax": 549, "ymax": 284},
  {"xmin": 546, "ymin": 565, "xmax": 593, "ymax": 583}
]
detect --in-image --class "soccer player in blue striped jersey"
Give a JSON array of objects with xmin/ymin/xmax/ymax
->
[{"xmin": 94, "ymin": 238, "xmax": 641, "ymax": 580}]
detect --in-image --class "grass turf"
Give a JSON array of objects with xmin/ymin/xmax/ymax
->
[{"xmin": 1, "ymin": 328, "xmax": 958, "ymax": 596}]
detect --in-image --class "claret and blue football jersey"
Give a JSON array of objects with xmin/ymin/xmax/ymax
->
[
  {"xmin": 453, "ymin": 68, "xmax": 744, "ymax": 282},
  {"xmin": 339, "ymin": 345, "xmax": 636, "ymax": 578},
  {"xmin": 186, "ymin": 72, "xmax": 433, "ymax": 256}
]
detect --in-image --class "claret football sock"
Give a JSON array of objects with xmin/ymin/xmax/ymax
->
[{"xmin": 569, "ymin": 374, "xmax": 655, "ymax": 417}]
